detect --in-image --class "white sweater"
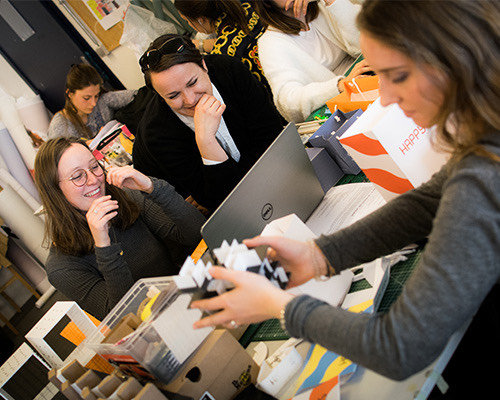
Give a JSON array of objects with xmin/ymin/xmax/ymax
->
[{"xmin": 258, "ymin": 0, "xmax": 361, "ymax": 122}]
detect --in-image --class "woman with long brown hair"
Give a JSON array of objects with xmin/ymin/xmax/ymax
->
[
  {"xmin": 253, "ymin": 0, "xmax": 371, "ymax": 122},
  {"xmin": 34, "ymin": 137, "xmax": 205, "ymax": 319},
  {"xmin": 47, "ymin": 64, "xmax": 136, "ymax": 139},
  {"xmin": 173, "ymin": 0, "xmax": 269, "ymax": 89},
  {"xmin": 190, "ymin": 1, "xmax": 500, "ymax": 396}
]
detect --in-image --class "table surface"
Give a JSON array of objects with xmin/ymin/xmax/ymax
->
[
  {"xmin": 239, "ymin": 172, "xmax": 421, "ymax": 346},
  {"xmin": 239, "ymin": 171, "xmax": 467, "ymax": 400}
]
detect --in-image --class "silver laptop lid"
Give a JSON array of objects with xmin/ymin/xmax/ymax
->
[{"xmin": 201, "ymin": 123, "xmax": 324, "ymax": 249}]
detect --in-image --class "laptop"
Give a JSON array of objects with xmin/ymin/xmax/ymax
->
[{"xmin": 201, "ymin": 123, "xmax": 325, "ymax": 250}]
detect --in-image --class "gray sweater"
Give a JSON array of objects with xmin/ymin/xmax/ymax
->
[
  {"xmin": 47, "ymin": 90, "xmax": 137, "ymax": 139},
  {"xmin": 46, "ymin": 177, "xmax": 206, "ymax": 320},
  {"xmin": 285, "ymin": 133, "xmax": 500, "ymax": 380}
]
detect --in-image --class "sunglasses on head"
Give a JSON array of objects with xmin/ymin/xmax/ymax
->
[{"xmin": 139, "ymin": 37, "xmax": 188, "ymax": 72}]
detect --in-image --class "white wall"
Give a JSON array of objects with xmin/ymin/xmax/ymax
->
[{"xmin": 52, "ymin": 1, "xmax": 144, "ymax": 90}]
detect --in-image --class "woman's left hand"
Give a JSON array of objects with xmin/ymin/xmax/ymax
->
[
  {"xmin": 106, "ymin": 166, "xmax": 153, "ymax": 193},
  {"xmin": 191, "ymin": 266, "xmax": 295, "ymax": 329}
]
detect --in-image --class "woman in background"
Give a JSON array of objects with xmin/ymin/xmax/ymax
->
[
  {"xmin": 48, "ymin": 64, "xmax": 137, "ymax": 139},
  {"xmin": 34, "ymin": 137, "xmax": 205, "ymax": 319},
  {"xmin": 191, "ymin": 1, "xmax": 500, "ymax": 397},
  {"xmin": 254, "ymin": 0, "xmax": 371, "ymax": 122},
  {"xmin": 174, "ymin": 0, "xmax": 268, "ymax": 89}
]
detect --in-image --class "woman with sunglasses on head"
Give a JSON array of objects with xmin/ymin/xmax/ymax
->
[
  {"xmin": 34, "ymin": 137, "xmax": 206, "ymax": 320},
  {"xmin": 48, "ymin": 64, "xmax": 137, "ymax": 140},
  {"xmin": 173, "ymin": 0, "xmax": 270, "ymax": 92},
  {"xmin": 130, "ymin": 34, "xmax": 284, "ymax": 212},
  {"xmin": 190, "ymin": 1, "xmax": 500, "ymax": 396},
  {"xmin": 253, "ymin": 0, "xmax": 371, "ymax": 122}
]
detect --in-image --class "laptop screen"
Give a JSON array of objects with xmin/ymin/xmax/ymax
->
[{"xmin": 201, "ymin": 123, "xmax": 324, "ymax": 249}]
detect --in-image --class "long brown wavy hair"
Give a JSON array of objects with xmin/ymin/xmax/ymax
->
[
  {"xmin": 62, "ymin": 64, "xmax": 104, "ymax": 139},
  {"xmin": 253, "ymin": 0, "xmax": 319, "ymax": 35},
  {"xmin": 34, "ymin": 137, "xmax": 140, "ymax": 256},
  {"xmin": 174, "ymin": 0, "xmax": 250, "ymax": 35},
  {"xmin": 357, "ymin": 0, "xmax": 500, "ymax": 162}
]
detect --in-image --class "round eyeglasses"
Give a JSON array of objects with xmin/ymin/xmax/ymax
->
[{"xmin": 62, "ymin": 162, "xmax": 104, "ymax": 187}]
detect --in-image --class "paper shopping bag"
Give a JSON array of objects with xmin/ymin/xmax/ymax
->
[
  {"xmin": 308, "ymin": 109, "xmax": 363, "ymax": 174},
  {"xmin": 339, "ymin": 98, "xmax": 449, "ymax": 201},
  {"xmin": 326, "ymin": 75, "xmax": 379, "ymax": 113}
]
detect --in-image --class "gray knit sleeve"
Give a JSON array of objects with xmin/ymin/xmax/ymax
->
[
  {"xmin": 47, "ymin": 112, "xmax": 80, "ymax": 139},
  {"xmin": 315, "ymin": 166, "xmax": 447, "ymax": 271},
  {"xmin": 128, "ymin": 176, "xmax": 206, "ymax": 247},
  {"xmin": 46, "ymin": 245, "xmax": 134, "ymax": 321},
  {"xmin": 87, "ymin": 90, "xmax": 138, "ymax": 135},
  {"xmin": 285, "ymin": 154, "xmax": 500, "ymax": 380}
]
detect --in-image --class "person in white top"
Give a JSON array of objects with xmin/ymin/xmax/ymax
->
[{"xmin": 255, "ymin": 0, "xmax": 372, "ymax": 122}]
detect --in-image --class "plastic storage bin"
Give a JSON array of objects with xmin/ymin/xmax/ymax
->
[{"xmin": 85, "ymin": 277, "xmax": 187, "ymax": 384}]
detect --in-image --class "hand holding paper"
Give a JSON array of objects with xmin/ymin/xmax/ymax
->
[
  {"xmin": 191, "ymin": 266, "xmax": 294, "ymax": 329},
  {"xmin": 244, "ymin": 235, "xmax": 320, "ymax": 287}
]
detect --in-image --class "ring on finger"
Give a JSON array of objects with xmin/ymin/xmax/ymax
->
[
  {"xmin": 93, "ymin": 208, "xmax": 99, "ymax": 214},
  {"xmin": 229, "ymin": 320, "xmax": 238, "ymax": 329}
]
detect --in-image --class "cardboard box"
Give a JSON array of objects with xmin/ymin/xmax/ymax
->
[{"xmin": 166, "ymin": 329, "xmax": 259, "ymax": 400}]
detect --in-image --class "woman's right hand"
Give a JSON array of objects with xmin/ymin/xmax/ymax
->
[
  {"xmin": 243, "ymin": 235, "xmax": 323, "ymax": 287},
  {"xmin": 86, "ymin": 195, "xmax": 119, "ymax": 248},
  {"xmin": 107, "ymin": 166, "xmax": 153, "ymax": 193},
  {"xmin": 193, "ymin": 94, "xmax": 228, "ymax": 162}
]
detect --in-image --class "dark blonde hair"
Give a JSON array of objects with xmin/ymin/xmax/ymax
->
[
  {"xmin": 34, "ymin": 137, "xmax": 140, "ymax": 256},
  {"xmin": 63, "ymin": 64, "xmax": 103, "ymax": 139},
  {"xmin": 357, "ymin": 0, "xmax": 500, "ymax": 162},
  {"xmin": 253, "ymin": 0, "xmax": 318, "ymax": 35},
  {"xmin": 174, "ymin": 0, "xmax": 250, "ymax": 35}
]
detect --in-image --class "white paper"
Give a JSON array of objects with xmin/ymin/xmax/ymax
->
[
  {"xmin": 0, "ymin": 95, "xmax": 37, "ymax": 170},
  {"xmin": 0, "ymin": 125, "xmax": 40, "ymax": 201},
  {"xmin": 152, "ymin": 294, "xmax": 212, "ymax": 363},
  {"xmin": 286, "ymin": 270, "xmax": 354, "ymax": 307},
  {"xmin": 15, "ymin": 95, "xmax": 50, "ymax": 139},
  {"xmin": 261, "ymin": 213, "xmax": 317, "ymax": 242},
  {"xmin": 257, "ymin": 339, "xmax": 303, "ymax": 397},
  {"xmin": 84, "ymin": 0, "xmax": 129, "ymax": 30},
  {"xmin": 306, "ymin": 182, "xmax": 386, "ymax": 236}
]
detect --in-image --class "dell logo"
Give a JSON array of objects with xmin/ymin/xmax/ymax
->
[{"xmin": 261, "ymin": 203, "xmax": 273, "ymax": 220}]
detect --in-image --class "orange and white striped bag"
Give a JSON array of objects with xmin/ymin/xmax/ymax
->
[{"xmin": 339, "ymin": 98, "xmax": 449, "ymax": 201}]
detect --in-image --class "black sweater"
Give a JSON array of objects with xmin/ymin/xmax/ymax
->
[{"xmin": 131, "ymin": 54, "xmax": 285, "ymax": 210}]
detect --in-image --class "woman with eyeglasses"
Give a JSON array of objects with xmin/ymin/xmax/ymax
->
[
  {"xmin": 253, "ymin": 0, "xmax": 371, "ymax": 122},
  {"xmin": 34, "ymin": 137, "xmax": 206, "ymax": 320},
  {"xmin": 48, "ymin": 64, "xmax": 137, "ymax": 140},
  {"xmin": 130, "ymin": 34, "xmax": 284, "ymax": 211},
  {"xmin": 190, "ymin": 0, "xmax": 499, "ymax": 395}
]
